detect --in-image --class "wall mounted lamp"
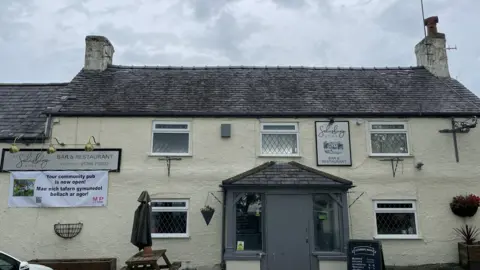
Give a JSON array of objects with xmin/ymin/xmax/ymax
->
[
  {"xmin": 9, "ymin": 135, "xmax": 23, "ymax": 153},
  {"xmin": 47, "ymin": 137, "xmax": 66, "ymax": 154},
  {"xmin": 85, "ymin": 136, "xmax": 100, "ymax": 151}
]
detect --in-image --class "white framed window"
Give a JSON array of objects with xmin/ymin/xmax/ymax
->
[
  {"xmin": 368, "ymin": 122, "xmax": 410, "ymax": 156},
  {"xmin": 373, "ymin": 200, "xmax": 419, "ymax": 239},
  {"xmin": 260, "ymin": 123, "xmax": 299, "ymax": 156},
  {"xmin": 151, "ymin": 121, "xmax": 191, "ymax": 156},
  {"xmin": 151, "ymin": 199, "xmax": 189, "ymax": 238}
]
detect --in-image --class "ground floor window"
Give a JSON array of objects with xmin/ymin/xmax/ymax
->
[
  {"xmin": 235, "ymin": 192, "xmax": 263, "ymax": 251},
  {"xmin": 313, "ymin": 193, "xmax": 343, "ymax": 252},
  {"xmin": 374, "ymin": 200, "xmax": 418, "ymax": 239},
  {"xmin": 151, "ymin": 199, "xmax": 189, "ymax": 238}
]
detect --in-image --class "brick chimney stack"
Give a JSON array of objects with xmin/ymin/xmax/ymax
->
[
  {"xmin": 414, "ymin": 16, "xmax": 450, "ymax": 77},
  {"xmin": 84, "ymin": 35, "xmax": 115, "ymax": 71}
]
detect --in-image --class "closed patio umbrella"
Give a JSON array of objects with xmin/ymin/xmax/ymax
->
[{"xmin": 131, "ymin": 190, "xmax": 153, "ymax": 255}]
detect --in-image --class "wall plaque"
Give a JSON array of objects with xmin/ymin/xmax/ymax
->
[
  {"xmin": 1, "ymin": 148, "xmax": 122, "ymax": 172},
  {"xmin": 315, "ymin": 121, "xmax": 352, "ymax": 166}
]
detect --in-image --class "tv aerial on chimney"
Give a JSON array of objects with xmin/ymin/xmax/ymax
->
[{"xmin": 420, "ymin": 0, "xmax": 458, "ymax": 51}]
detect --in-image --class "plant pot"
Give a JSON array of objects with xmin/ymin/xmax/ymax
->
[
  {"xmin": 201, "ymin": 208, "xmax": 215, "ymax": 226},
  {"xmin": 458, "ymin": 242, "xmax": 480, "ymax": 270},
  {"xmin": 142, "ymin": 246, "xmax": 153, "ymax": 257},
  {"xmin": 451, "ymin": 205, "xmax": 479, "ymax": 217}
]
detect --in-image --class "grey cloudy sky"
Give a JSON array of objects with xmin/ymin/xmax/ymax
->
[{"xmin": 1, "ymin": 0, "xmax": 479, "ymax": 95}]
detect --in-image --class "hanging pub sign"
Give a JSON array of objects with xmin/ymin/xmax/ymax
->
[
  {"xmin": 315, "ymin": 121, "xmax": 352, "ymax": 166},
  {"xmin": 1, "ymin": 148, "xmax": 122, "ymax": 172}
]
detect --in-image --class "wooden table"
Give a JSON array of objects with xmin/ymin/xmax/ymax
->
[{"xmin": 124, "ymin": 249, "xmax": 181, "ymax": 270}]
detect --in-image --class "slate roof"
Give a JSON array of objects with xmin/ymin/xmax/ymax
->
[
  {"xmin": 221, "ymin": 161, "xmax": 353, "ymax": 188},
  {"xmin": 0, "ymin": 83, "xmax": 68, "ymax": 142},
  {"xmin": 52, "ymin": 65, "xmax": 480, "ymax": 117}
]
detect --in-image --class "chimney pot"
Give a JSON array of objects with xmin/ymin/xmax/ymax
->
[
  {"xmin": 84, "ymin": 35, "xmax": 115, "ymax": 71},
  {"xmin": 424, "ymin": 16, "xmax": 439, "ymax": 37}
]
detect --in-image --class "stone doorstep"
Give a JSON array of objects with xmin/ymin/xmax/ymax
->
[{"xmin": 386, "ymin": 263, "xmax": 463, "ymax": 270}]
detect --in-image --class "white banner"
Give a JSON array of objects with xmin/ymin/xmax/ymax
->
[{"xmin": 8, "ymin": 171, "xmax": 108, "ymax": 208}]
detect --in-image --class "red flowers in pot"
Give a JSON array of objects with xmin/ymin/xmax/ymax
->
[{"xmin": 450, "ymin": 194, "xmax": 480, "ymax": 217}]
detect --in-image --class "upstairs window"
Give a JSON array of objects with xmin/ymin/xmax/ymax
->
[
  {"xmin": 152, "ymin": 122, "xmax": 190, "ymax": 155},
  {"xmin": 369, "ymin": 122, "xmax": 409, "ymax": 156},
  {"xmin": 260, "ymin": 123, "xmax": 299, "ymax": 156}
]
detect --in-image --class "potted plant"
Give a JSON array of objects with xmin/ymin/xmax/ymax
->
[
  {"xmin": 200, "ymin": 205, "xmax": 215, "ymax": 226},
  {"xmin": 455, "ymin": 224, "xmax": 480, "ymax": 269},
  {"xmin": 450, "ymin": 194, "xmax": 480, "ymax": 217}
]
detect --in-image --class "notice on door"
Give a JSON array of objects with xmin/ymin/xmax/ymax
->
[{"xmin": 347, "ymin": 239, "xmax": 385, "ymax": 270}]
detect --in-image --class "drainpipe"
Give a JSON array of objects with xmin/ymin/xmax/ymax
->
[{"xmin": 220, "ymin": 186, "xmax": 226, "ymax": 270}]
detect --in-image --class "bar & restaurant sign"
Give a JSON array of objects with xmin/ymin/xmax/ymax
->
[{"xmin": 0, "ymin": 148, "xmax": 122, "ymax": 172}]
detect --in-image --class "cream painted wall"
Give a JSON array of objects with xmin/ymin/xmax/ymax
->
[
  {"xmin": 318, "ymin": 261, "xmax": 347, "ymax": 270},
  {"xmin": 0, "ymin": 116, "xmax": 479, "ymax": 269},
  {"xmin": 225, "ymin": 261, "xmax": 260, "ymax": 270}
]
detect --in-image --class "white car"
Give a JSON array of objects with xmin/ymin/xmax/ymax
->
[{"xmin": 0, "ymin": 251, "xmax": 53, "ymax": 270}]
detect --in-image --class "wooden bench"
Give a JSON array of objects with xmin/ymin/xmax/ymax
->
[{"xmin": 123, "ymin": 249, "xmax": 181, "ymax": 270}]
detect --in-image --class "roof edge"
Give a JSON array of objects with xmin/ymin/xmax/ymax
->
[
  {"xmin": 219, "ymin": 183, "xmax": 353, "ymax": 189},
  {"xmin": 222, "ymin": 161, "xmax": 276, "ymax": 185},
  {"xmin": 47, "ymin": 111, "xmax": 480, "ymax": 117},
  {"xmin": 221, "ymin": 161, "xmax": 353, "ymax": 187},
  {"xmin": 108, "ymin": 64, "xmax": 426, "ymax": 71},
  {"xmin": 287, "ymin": 161, "xmax": 352, "ymax": 185},
  {"xmin": 0, "ymin": 136, "xmax": 48, "ymax": 144},
  {"xmin": 0, "ymin": 82, "xmax": 69, "ymax": 87}
]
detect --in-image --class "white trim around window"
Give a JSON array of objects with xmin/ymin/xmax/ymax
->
[
  {"xmin": 373, "ymin": 200, "xmax": 420, "ymax": 239},
  {"xmin": 151, "ymin": 121, "xmax": 192, "ymax": 156},
  {"xmin": 259, "ymin": 122, "xmax": 300, "ymax": 157},
  {"xmin": 151, "ymin": 199, "xmax": 189, "ymax": 238},
  {"xmin": 368, "ymin": 121, "xmax": 410, "ymax": 157}
]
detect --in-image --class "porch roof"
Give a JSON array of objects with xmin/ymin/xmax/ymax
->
[{"xmin": 221, "ymin": 161, "xmax": 353, "ymax": 188}]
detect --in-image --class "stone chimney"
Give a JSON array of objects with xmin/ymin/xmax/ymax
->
[
  {"xmin": 84, "ymin": 35, "xmax": 114, "ymax": 71},
  {"xmin": 414, "ymin": 16, "xmax": 450, "ymax": 77}
]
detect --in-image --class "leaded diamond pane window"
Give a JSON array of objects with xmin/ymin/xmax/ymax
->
[
  {"xmin": 151, "ymin": 199, "xmax": 189, "ymax": 237},
  {"xmin": 261, "ymin": 123, "xmax": 299, "ymax": 156},
  {"xmin": 374, "ymin": 201, "xmax": 418, "ymax": 238},
  {"xmin": 152, "ymin": 122, "xmax": 190, "ymax": 155},
  {"xmin": 369, "ymin": 122, "xmax": 409, "ymax": 155}
]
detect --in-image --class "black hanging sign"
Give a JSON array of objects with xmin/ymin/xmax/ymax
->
[{"xmin": 347, "ymin": 239, "xmax": 385, "ymax": 270}]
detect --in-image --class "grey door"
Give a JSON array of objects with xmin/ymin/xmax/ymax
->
[{"xmin": 266, "ymin": 194, "xmax": 312, "ymax": 270}]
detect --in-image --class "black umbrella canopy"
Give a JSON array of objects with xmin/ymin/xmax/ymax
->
[{"xmin": 131, "ymin": 191, "xmax": 152, "ymax": 250}]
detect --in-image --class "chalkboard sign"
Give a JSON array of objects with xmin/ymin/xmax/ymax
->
[{"xmin": 347, "ymin": 239, "xmax": 385, "ymax": 270}]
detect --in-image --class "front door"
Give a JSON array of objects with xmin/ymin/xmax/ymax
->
[{"xmin": 266, "ymin": 194, "xmax": 312, "ymax": 270}]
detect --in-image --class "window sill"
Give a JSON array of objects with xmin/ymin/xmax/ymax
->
[
  {"xmin": 374, "ymin": 235, "xmax": 422, "ymax": 240},
  {"xmin": 312, "ymin": 252, "xmax": 347, "ymax": 261},
  {"xmin": 148, "ymin": 153, "xmax": 192, "ymax": 157},
  {"xmin": 223, "ymin": 251, "xmax": 263, "ymax": 261},
  {"xmin": 369, "ymin": 154, "xmax": 414, "ymax": 158},
  {"xmin": 151, "ymin": 234, "xmax": 190, "ymax": 239}
]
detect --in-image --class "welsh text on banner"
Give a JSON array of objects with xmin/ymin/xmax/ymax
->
[{"xmin": 8, "ymin": 171, "xmax": 109, "ymax": 208}]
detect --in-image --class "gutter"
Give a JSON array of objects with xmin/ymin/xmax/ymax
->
[
  {"xmin": 0, "ymin": 137, "xmax": 47, "ymax": 144},
  {"xmin": 219, "ymin": 184, "xmax": 354, "ymax": 189},
  {"xmin": 45, "ymin": 111, "xmax": 480, "ymax": 118}
]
